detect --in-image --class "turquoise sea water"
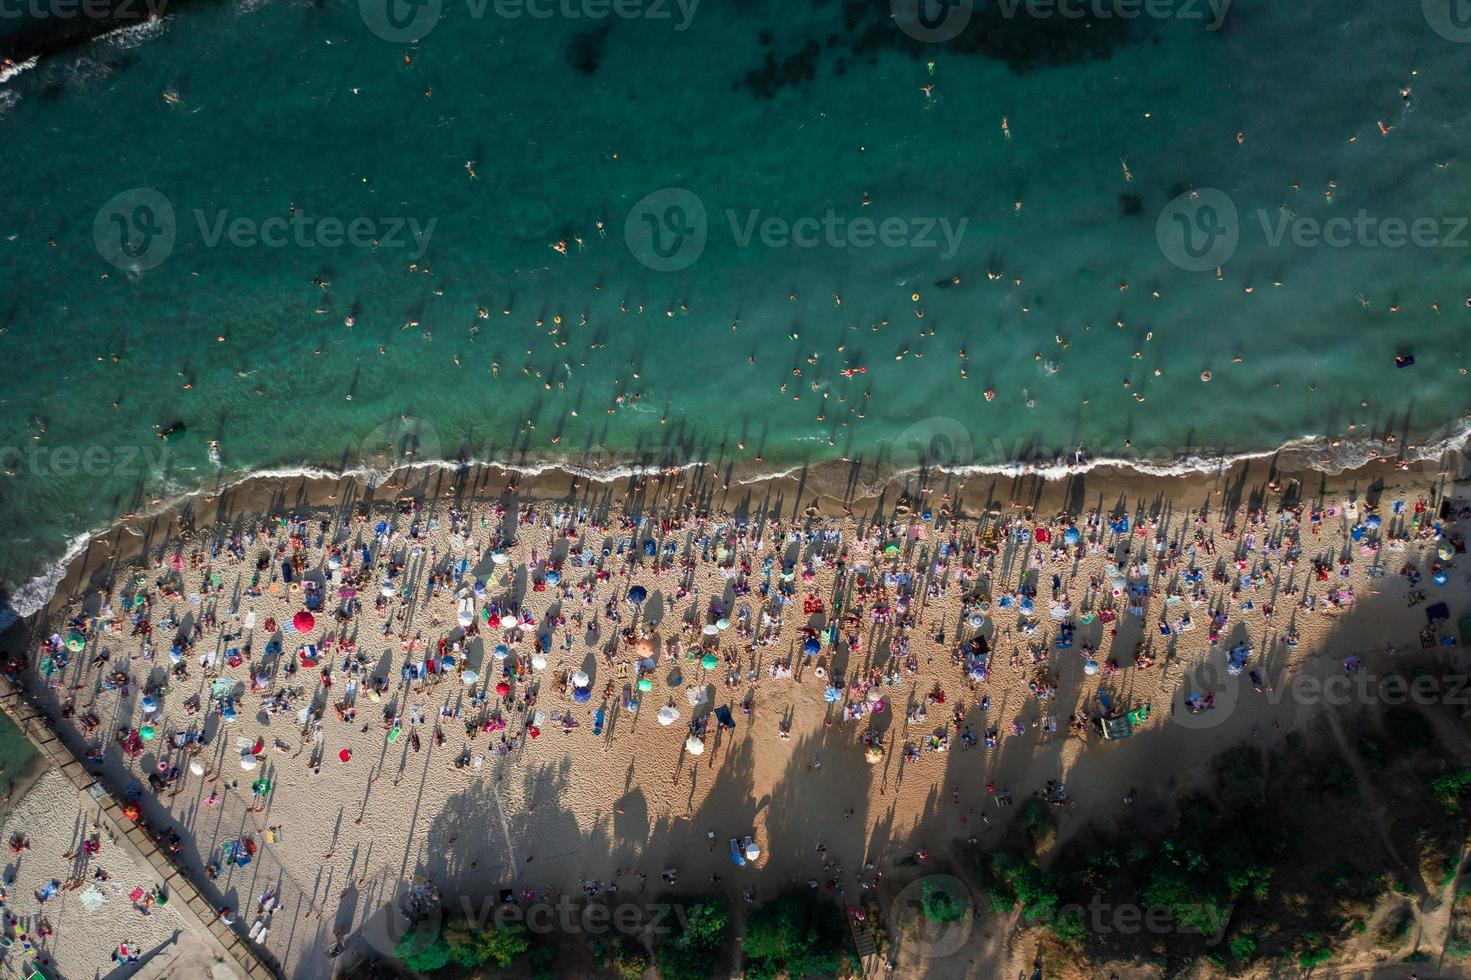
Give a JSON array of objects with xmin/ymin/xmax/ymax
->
[{"xmin": 1, "ymin": 0, "xmax": 1469, "ymax": 606}]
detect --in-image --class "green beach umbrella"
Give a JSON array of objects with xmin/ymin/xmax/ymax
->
[
  {"xmin": 139, "ymin": 725, "xmax": 156, "ymax": 740},
  {"xmin": 65, "ymin": 632, "xmax": 85, "ymax": 652},
  {"xmin": 637, "ymin": 677, "xmax": 653, "ymax": 693},
  {"xmin": 701, "ymin": 653, "xmax": 718, "ymax": 669}
]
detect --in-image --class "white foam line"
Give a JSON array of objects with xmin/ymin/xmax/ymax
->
[{"xmin": 7, "ymin": 420, "xmax": 1469, "ymax": 624}]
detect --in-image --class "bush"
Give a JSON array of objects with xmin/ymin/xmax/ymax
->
[
  {"xmin": 741, "ymin": 890, "xmax": 853, "ymax": 980},
  {"xmin": 442, "ymin": 916, "xmax": 530, "ymax": 969},
  {"xmin": 921, "ymin": 882, "xmax": 965, "ymax": 923},
  {"xmin": 395, "ymin": 920, "xmax": 451, "ymax": 973},
  {"xmin": 657, "ymin": 896, "xmax": 729, "ymax": 980},
  {"xmin": 1229, "ymin": 934, "xmax": 1257, "ymax": 960},
  {"xmin": 593, "ymin": 935, "xmax": 651, "ymax": 980}
]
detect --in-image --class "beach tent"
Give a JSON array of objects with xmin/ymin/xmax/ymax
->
[
  {"xmin": 714, "ymin": 705, "xmax": 736, "ymax": 730},
  {"xmin": 1099, "ymin": 715, "xmax": 1133, "ymax": 741}
]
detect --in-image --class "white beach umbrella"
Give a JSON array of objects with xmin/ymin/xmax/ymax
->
[
  {"xmin": 571, "ymin": 670, "xmax": 590, "ymax": 688},
  {"xmin": 531, "ymin": 653, "xmax": 548, "ymax": 671},
  {"xmin": 657, "ymin": 706, "xmax": 680, "ymax": 727},
  {"xmin": 189, "ymin": 760, "xmax": 206, "ymax": 777},
  {"xmin": 462, "ymin": 669, "xmax": 480, "ymax": 685},
  {"xmin": 684, "ymin": 736, "xmax": 705, "ymax": 756}
]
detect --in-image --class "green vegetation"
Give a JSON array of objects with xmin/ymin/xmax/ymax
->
[
  {"xmin": 395, "ymin": 920, "xmax": 451, "ymax": 973},
  {"xmin": 968, "ymin": 703, "xmax": 1471, "ymax": 978},
  {"xmin": 740, "ymin": 889, "xmax": 854, "ymax": 980},
  {"xmin": 921, "ymin": 881, "xmax": 965, "ymax": 923},
  {"xmin": 591, "ymin": 935, "xmax": 651, "ymax": 980},
  {"xmin": 655, "ymin": 896, "xmax": 729, "ymax": 980},
  {"xmin": 443, "ymin": 917, "xmax": 530, "ymax": 969}
]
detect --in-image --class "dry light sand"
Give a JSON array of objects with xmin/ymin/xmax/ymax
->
[{"xmin": 2, "ymin": 454, "xmax": 1470, "ymax": 980}]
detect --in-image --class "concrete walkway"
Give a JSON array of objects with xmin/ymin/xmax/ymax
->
[{"xmin": 0, "ymin": 687, "xmax": 277, "ymax": 980}]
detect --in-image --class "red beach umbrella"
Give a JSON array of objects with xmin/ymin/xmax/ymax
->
[
  {"xmin": 338, "ymin": 748, "xmax": 352, "ymax": 763},
  {"xmin": 495, "ymin": 681, "xmax": 511, "ymax": 696},
  {"xmin": 293, "ymin": 610, "xmax": 315, "ymax": 632}
]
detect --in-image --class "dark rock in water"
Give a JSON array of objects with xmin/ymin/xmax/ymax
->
[
  {"xmin": 741, "ymin": 39, "xmax": 822, "ymax": 99},
  {"xmin": 758, "ymin": 28, "xmax": 774, "ymax": 46},
  {"xmin": 1119, "ymin": 194, "xmax": 1144, "ymax": 217},
  {"xmin": 567, "ymin": 25, "xmax": 611, "ymax": 75},
  {"xmin": 739, "ymin": 0, "xmax": 1137, "ymax": 100},
  {"xmin": 0, "ymin": 0, "xmax": 214, "ymax": 67}
]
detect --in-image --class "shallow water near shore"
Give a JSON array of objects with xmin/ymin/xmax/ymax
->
[{"xmin": 1, "ymin": 0, "xmax": 1469, "ymax": 603}]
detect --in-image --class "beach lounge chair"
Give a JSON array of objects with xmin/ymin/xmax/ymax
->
[{"xmin": 729, "ymin": 839, "xmax": 745, "ymax": 866}]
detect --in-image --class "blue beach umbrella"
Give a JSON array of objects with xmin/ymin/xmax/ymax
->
[
  {"xmin": 802, "ymin": 637, "xmax": 821, "ymax": 656},
  {"xmin": 546, "ymin": 570, "xmax": 561, "ymax": 586},
  {"xmin": 1064, "ymin": 527, "xmax": 1080, "ymax": 545},
  {"xmin": 823, "ymin": 686, "xmax": 843, "ymax": 704},
  {"xmin": 628, "ymin": 585, "xmax": 648, "ymax": 604}
]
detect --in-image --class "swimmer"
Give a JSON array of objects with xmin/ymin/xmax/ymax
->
[{"xmin": 465, "ymin": 161, "xmax": 477, "ymax": 180}]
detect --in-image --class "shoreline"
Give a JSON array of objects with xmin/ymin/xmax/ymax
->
[
  {"xmin": 1, "ymin": 424, "xmax": 1466, "ymax": 978},
  {"xmin": 6, "ymin": 417, "xmax": 1470, "ymax": 631}
]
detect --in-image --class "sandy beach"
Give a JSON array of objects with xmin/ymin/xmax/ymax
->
[{"xmin": 0, "ymin": 444, "xmax": 1467, "ymax": 979}]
